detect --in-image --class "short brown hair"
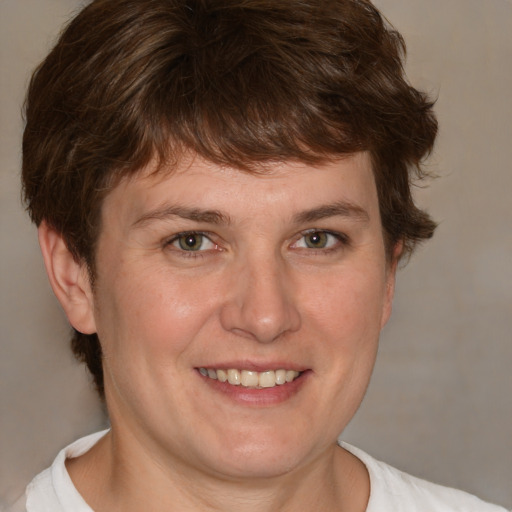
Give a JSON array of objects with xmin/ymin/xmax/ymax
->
[{"xmin": 22, "ymin": 0, "xmax": 437, "ymax": 396}]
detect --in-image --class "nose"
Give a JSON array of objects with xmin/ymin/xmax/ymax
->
[{"xmin": 219, "ymin": 254, "xmax": 301, "ymax": 344}]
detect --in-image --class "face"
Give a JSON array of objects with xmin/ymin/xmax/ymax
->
[{"xmin": 87, "ymin": 152, "xmax": 397, "ymax": 479}]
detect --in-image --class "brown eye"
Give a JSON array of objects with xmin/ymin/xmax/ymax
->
[
  {"xmin": 178, "ymin": 234, "xmax": 203, "ymax": 251},
  {"xmin": 304, "ymin": 231, "xmax": 328, "ymax": 248},
  {"xmin": 291, "ymin": 230, "xmax": 346, "ymax": 252},
  {"xmin": 172, "ymin": 233, "xmax": 215, "ymax": 252}
]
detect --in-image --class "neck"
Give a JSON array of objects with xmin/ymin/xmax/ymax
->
[{"xmin": 67, "ymin": 427, "xmax": 369, "ymax": 512}]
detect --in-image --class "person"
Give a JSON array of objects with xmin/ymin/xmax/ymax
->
[{"xmin": 12, "ymin": 0, "xmax": 508, "ymax": 510}]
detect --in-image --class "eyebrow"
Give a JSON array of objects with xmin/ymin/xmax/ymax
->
[
  {"xmin": 132, "ymin": 200, "xmax": 369, "ymax": 229},
  {"xmin": 293, "ymin": 200, "xmax": 370, "ymax": 224},
  {"xmin": 132, "ymin": 206, "xmax": 231, "ymax": 228}
]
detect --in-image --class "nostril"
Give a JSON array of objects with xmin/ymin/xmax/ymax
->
[
  {"xmin": 219, "ymin": 298, "xmax": 301, "ymax": 343},
  {"xmin": 219, "ymin": 259, "xmax": 301, "ymax": 342}
]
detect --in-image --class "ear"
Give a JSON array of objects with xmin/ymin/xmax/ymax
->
[
  {"xmin": 38, "ymin": 221, "xmax": 97, "ymax": 334},
  {"xmin": 381, "ymin": 241, "xmax": 403, "ymax": 329}
]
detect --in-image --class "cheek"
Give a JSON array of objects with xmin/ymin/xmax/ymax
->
[
  {"xmin": 94, "ymin": 265, "xmax": 220, "ymax": 363},
  {"xmin": 295, "ymin": 267, "xmax": 386, "ymax": 431},
  {"xmin": 302, "ymin": 265, "xmax": 388, "ymax": 343}
]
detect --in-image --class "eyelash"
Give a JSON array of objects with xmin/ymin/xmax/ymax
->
[
  {"xmin": 291, "ymin": 229, "xmax": 349, "ymax": 254},
  {"xmin": 164, "ymin": 229, "xmax": 349, "ymax": 259},
  {"xmin": 164, "ymin": 231, "xmax": 220, "ymax": 259}
]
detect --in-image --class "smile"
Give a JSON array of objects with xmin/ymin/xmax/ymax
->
[{"xmin": 198, "ymin": 368, "xmax": 301, "ymax": 388}]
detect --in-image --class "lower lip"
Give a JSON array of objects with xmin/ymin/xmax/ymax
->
[{"xmin": 198, "ymin": 370, "xmax": 310, "ymax": 406}]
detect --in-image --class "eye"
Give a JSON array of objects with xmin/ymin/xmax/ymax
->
[
  {"xmin": 292, "ymin": 230, "xmax": 345, "ymax": 250},
  {"xmin": 304, "ymin": 231, "xmax": 330, "ymax": 249},
  {"xmin": 169, "ymin": 232, "xmax": 216, "ymax": 252}
]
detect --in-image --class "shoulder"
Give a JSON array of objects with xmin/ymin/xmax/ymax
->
[
  {"xmin": 20, "ymin": 430, "xmax": 108, "ymax": 512},
  {"xmin": 343, "ymin": 443, "xmax": 509, "ymax": 512}
]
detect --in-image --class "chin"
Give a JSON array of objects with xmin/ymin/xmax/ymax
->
[{"xmin": 197, "ymin": 427, "xmax": 324, "ymax": 480}]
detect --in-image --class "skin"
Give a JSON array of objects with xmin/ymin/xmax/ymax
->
[{"xmin": 39, "ymin": 152, "xmax": 399, "ymax": 512}]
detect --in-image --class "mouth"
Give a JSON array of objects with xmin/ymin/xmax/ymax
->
[{"xmin": 198, "ymin": 367, "xmax": 302, "ymax": 389}]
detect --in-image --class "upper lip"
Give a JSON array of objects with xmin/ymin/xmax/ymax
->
[{"xmin": 196, "ymin": 361, "xmax": 309, "ymax": 372}]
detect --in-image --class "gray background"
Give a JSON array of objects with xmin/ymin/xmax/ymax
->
[{"xmin": 1, "ymin": 0, "xmax": 511, "ymax": 509}]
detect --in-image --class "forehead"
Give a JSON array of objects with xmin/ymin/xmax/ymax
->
[{"xmin": 100, "ymin": 152, "xmax": 380, "ymax": 230}]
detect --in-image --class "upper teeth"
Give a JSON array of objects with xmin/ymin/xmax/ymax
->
[{"xmin": 198, "ymin": 368, "xmax": 300, "ymax": 388}]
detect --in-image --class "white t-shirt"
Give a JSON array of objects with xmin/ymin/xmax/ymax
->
[{"xmin": 9, "ymin": 431, "xmax": 509, "ymax": 512}]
